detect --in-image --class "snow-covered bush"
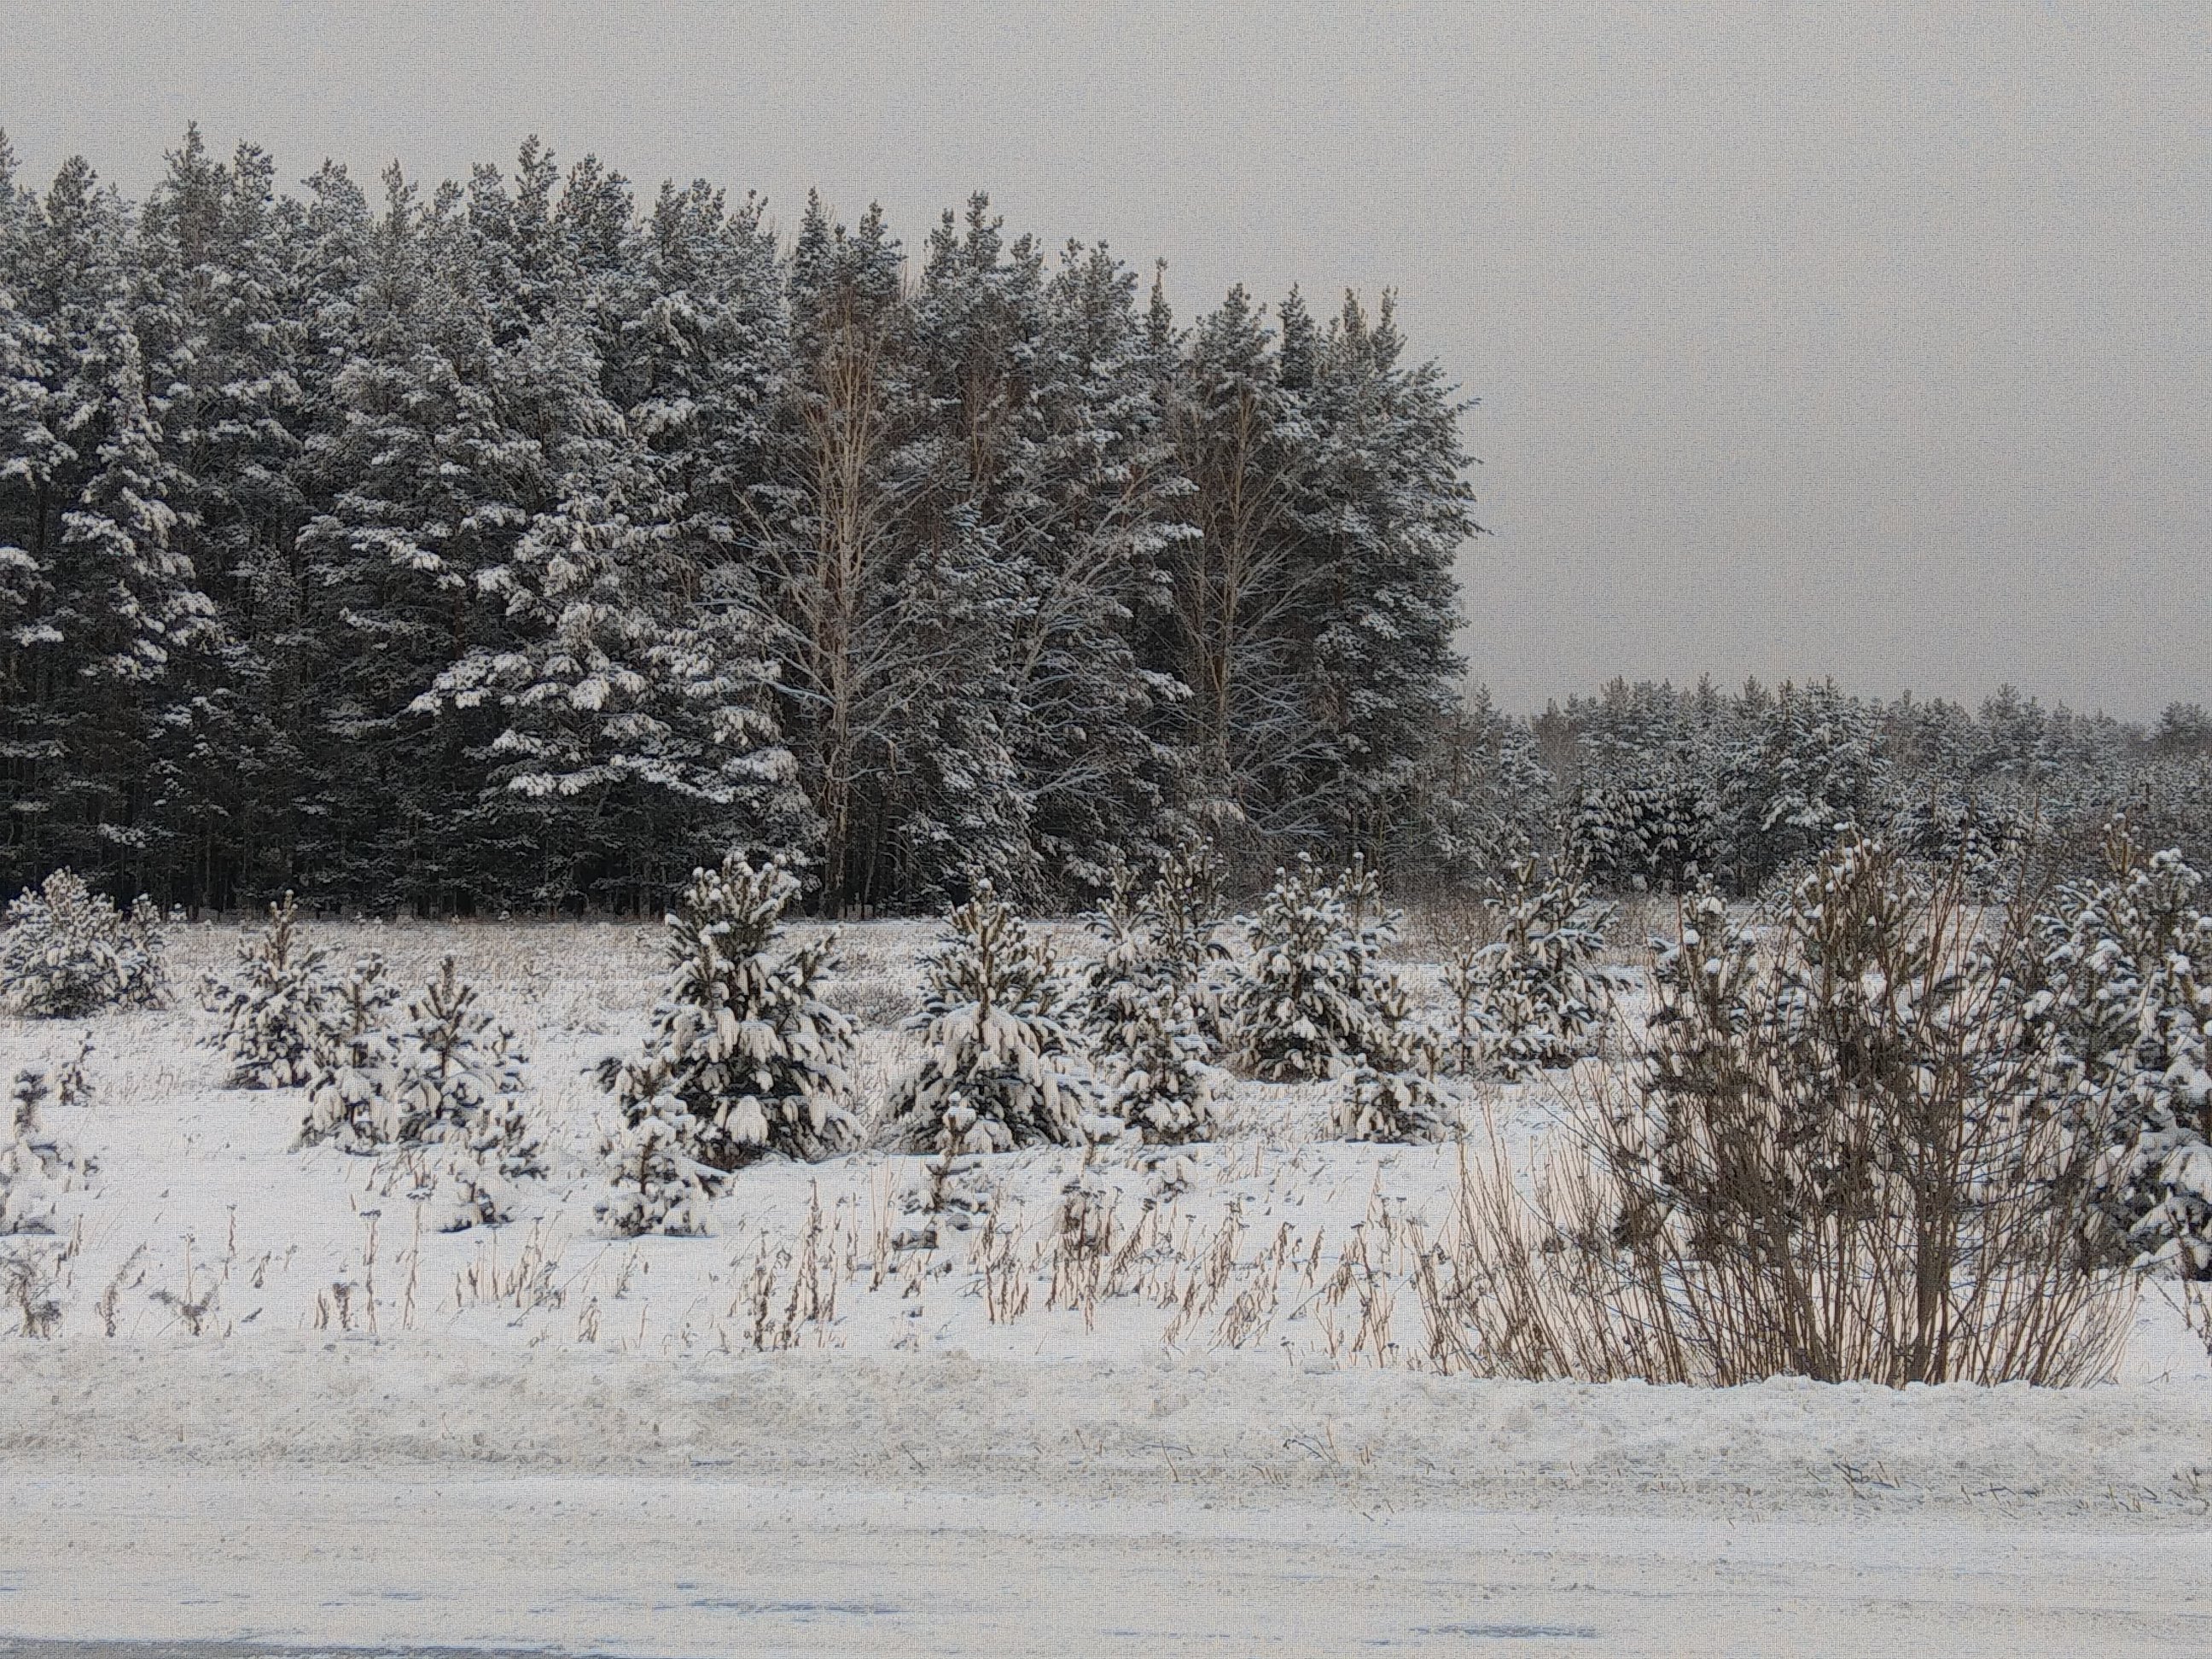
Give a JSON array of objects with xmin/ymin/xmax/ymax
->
[
  {"xmin": 597, "ymin": 1076, "xmax": 718, "ymax": 1237},
  {"xmin": 3, "ymin": 1068, "xmax": 96, "ymax": 1235},
  {"xmin": 2029, "ymin": 831, "xmax": 2212, "ymax": 1277},
  {"xmin": 51, "ymin": 1034, "xmax": 92, "ymax": 1109},
  {"xmin": 298, "ymin": 953, "xmax": 401, "ymax": 1150},
  {"xmin": 385, "ymin": 958, "xmax": 546, "ymax": 1230},
  {"xmin": 1080, "ymin": 847, "xmax": 1225, "ymax": 1144},
  {"xmin": 597, "ymin": 853, "xmax": 860, "ymax": 1173},
  {"xmin": 302, "ymin": 955, "xmax": 544, "ymax": 1232},
  {"xmin": 1230, "ymin": 853, "xmax": 1394, "ymax": 1081},
  {"xmin": 890, "ymin": 881, "xmax": 1100, "ymax": 1154},
  {"xmin": 1, "ymin": 870, "xmax": 168, "ymax": 1017},
  {"xmin": 1448, "ymin": 855, "xmax": 1618, "ymax": 1077},
  {"xmin": 1333, "ymin": 976, "xmax": 1456, "ymax": 1144},
  {"xmin": 1522, "ymin": 830, "xmax": 2128, "ymax": 1385},
  {"xmin": 202, "ymin": 894, "xmax": 338, "ymax": 1087}
]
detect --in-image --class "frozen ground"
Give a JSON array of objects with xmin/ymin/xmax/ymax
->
[{"xmin": 2, "ymin": 917, "xmax": 2209, "ymax": 1655}]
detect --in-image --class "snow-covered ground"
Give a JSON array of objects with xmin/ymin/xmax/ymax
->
[{"xmin": 3, "ymin": 917, "xmax": 2209, "ymax": 1655}]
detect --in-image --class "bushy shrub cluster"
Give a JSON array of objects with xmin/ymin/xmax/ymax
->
[
  {"xmin": 298, "ymin": 954, "xmax": 545, "ymax": 1231},
  {"xmin": 1, "ymin": 870, "xmax": 167, "ymax": 1017},
  {"xmin": 2028, "ymin": 829, "xmax": 2212, "ymax": 1277}
]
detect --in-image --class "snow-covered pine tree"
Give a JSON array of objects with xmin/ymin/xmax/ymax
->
[
  {"xmin": 2030, "ymin": 830, "xmax": 2212, "ymax": 1277},
  {"xmin": 1292, "ymin": 291, "xmax": 1474, "ymax": 871},
  {"xmin": 297, "ymin": 952, "xmax": 400, "ymax": 1150},
  {"xmin": 0, "ymin": 154, "xmax": 218, "ymax": 892},
  {"xmin": 411, "ymin": 422, "xmax": 806, "ymax": 910},
  {"xmin": 201, "ymin": 893, "xmax": 337, "ymax": 1086},
  {"xmin": 1229, "ymin": 853, "xmax": 1393, "ymax": 1081},
  {"xmin": 2, "ymin": 1065, "xmax": 95, "ymax": 1234},
  {"xmin": 387, "ymin": 956, "xmax": 544, "ymax": 1229},
  {"xmin": 1163, "ymin": 283, "xmax": 1313, "ymax": 857},
  {"xmin": 596, "ymin": 1065, "xmax": 717, "ymax": 1237},
  {"xmin": 131, "ymin": 129, "xmax": 313, "ymax": 903},
  {"xmin": 890, "ymin": 880, "xmax": 1099, "ymax": 1153},
  {"xmin": 598, "ymin": 853, "xmax": 860, "ymax": 1170},
  {"xmin": 0, "ymin": 869, "xmax": 168, "ymax": 1016},
  {"xmin": 1333, "ymin": 974, "xmax": 1455, "ymax": 1143},
  {"xmin": 1080, "ymin": 856, "xmax": 1220, "ymax": 1144},
  {"xmin": 1718, "ymin": 678, "xmax": 1889, "ymax": 892},
  {"xmin": 294, "ymin": 157, "xmax": 562, "ymax": 908},
  {"xmin": 1459, "ymin": 854, "xmax": 1618, "ymax": 1077}
]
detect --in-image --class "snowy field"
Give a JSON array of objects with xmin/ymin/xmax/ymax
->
[{"xmin": 3, "ymin": 917, "xmax": 2210, "ymax": 1656}]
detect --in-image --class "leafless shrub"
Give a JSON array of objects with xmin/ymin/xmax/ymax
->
[
  {"xmin": 1417, "ymin": 836, "xmax": 2135, "ymax": 1387},
  {"xmin": 2, "ymin": 1244, "xmax": 63, "ymax": 1336}
]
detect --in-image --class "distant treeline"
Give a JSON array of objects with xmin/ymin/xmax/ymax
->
[
  {"xmin": 1446, "ymin": 678, "xmax": 2212, "ymax": 896},
  {"xmin": 3, "ymin": 130, "xmax": 2203, "ymax": 917}
]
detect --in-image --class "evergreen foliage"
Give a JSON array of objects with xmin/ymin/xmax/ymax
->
[
  {"xmin": 1079, "ymin": 844, "xmax": 1226, "ymax": 1143},
  {"xmin": 1230, "ymin": 853, "xmax": 1392, "ymax": 1081},
  {"xmin": 297, "ymin": 953, "xmax": 401, "ymax": 1150},
  {"xmin": 890, "ymin": 880, "xmax": 1099, "ymax": 1153},
  {"xmin": 0, "ymin": 868, "xmax": 166, "ymax": 1016},
  {"xmin": 2029, "ymin": 830, "xmax": 2212, "ymax": 1277},
  {"xmin": 201, "ymin": 893, "xmax": 335, "ymax": 1086},
  {"xmin": 597, "ymin": 853, "xmax": 860, "ymax": 1169},
  {"xmin": 597, "ymin": 1077, "xmax": 718, "ymax": 1236},
  {"xmin": 389, "ymin": 957, "xmax": 545, "ymax": 1229},
  {"xmin": 1449, "ymin": 856, "xmax": 1618, "ymax": 1077},
  {"xmin": 1, "ymin": 131, "xmax": 1476, "ymax": 915},
  {"xmin": 4, "ymin": 127, "xmax": 2203, "ymax": 914},
  {"xmin": 296, "ymin": 952, "xmax": 544, "ymax": 1227},
  {"xmin": 1332, "ymin": 974, "xmax": 1455, "ymax": 1143},
  {"xmin": 2, "ymin": 1064, "xmax": 94, "ymax": 1234}
]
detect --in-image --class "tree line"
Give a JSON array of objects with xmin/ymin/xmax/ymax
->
[
  {"xmin": 5, "ymin": 129, "xmax": 2203, "ymax": 920},
  {"xmin": 0, "ymin": 129, "xmax": 1472, "ymax": 914}
]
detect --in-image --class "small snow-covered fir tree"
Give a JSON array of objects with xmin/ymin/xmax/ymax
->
[
  {"xmin": 2031, "ymin": 830, "xmax": 2212, "ymax": 1276},
  {"xmin": 298, "ymin": 953, "xmax": 401, "ymax": 1151},
  {"xmin": 2, "ymin": 1067, "xmax": 96, "ymax": 1235},
  {"xmin": 1080, "ymin": 847, "xmax": 1226, "ymax": 1144},
  {"xmin": 51, "ymin": 1033, "xmax": 92, "ymax": 1109},
  {"xmin": 1, "ymin": 870, "xmax": 168, "ymax": 1016},
  {"xmin": 1080, "ymin": 870, "xmax": 1211, "ymax": 1144},
  {"xmin": 1333, "ymin": 975, "xmax": 1456, "ymax": 1143},
  {"xmin": 1142, "ymin": 834, "xmax": 1234, "ymax": 1052},
  {"xmin": 1229, "ymin": 853, "xmax": 1393, "ymax": 1081},
  {"xmin": 300, "ymin": 954, "xmax": 544, "ymax": 1228},
  {"xmin": 890, "ymin": 881, "xmax": 1100, "ymax": 1154},
  {"xmin": 201, "ymin": 894, "xmax": 337, "ymax": 1087},
  {"xmin": 1456, "ymin": 855, "xmax": 1619, "ymax": 1078},
  {"xmin": 597, "ymin": 853, "xmax": 860, "ymax": 1172},
  {"xmin": 387, "ymin": 957, "xmax": 546, "ymax": 1230},
  {"xmin": 597, "ymin": 1068, "xmax": 718, "ymax": 1237}
]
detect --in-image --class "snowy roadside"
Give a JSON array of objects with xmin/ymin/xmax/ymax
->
[
  {"xmin": 3, "ymin": 1338, "xmax": 2211, "ymax": 1656},
  {"xmin": 5, "ymin": 1334, "xmax": 2211, "ymax": 1523}
]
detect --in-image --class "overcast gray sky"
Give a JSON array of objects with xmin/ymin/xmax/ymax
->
[{"xmin": 2, "ymin": 0, "xmax": 2203, "ymax": 717}]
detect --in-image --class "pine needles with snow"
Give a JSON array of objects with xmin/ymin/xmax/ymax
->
[
  {"xmin": 1, "ymin": 870, "xmax": 167, "ymax": 1017},
  {"xmin": 597, "ymin": 853, "xmax": 861, "ymax": 1173},
  {"xmin": 2, "ymin": 1067, "xmax": 96, "ymax": 1235},
  {"xmin": 1080, "ymin": 844, "xmax": 1227, "ymax": 1144},
  {"xmin": 2031, "ymin": 828, "xmax": 2212, "ymax": 1278},
  {"xmin": 891, "ymin": 881, "xmax": 1101, "ymax": 1155},
  {"xmin": 201, "ymin": 894, "xmax": 337, "ymax": 1087}
]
